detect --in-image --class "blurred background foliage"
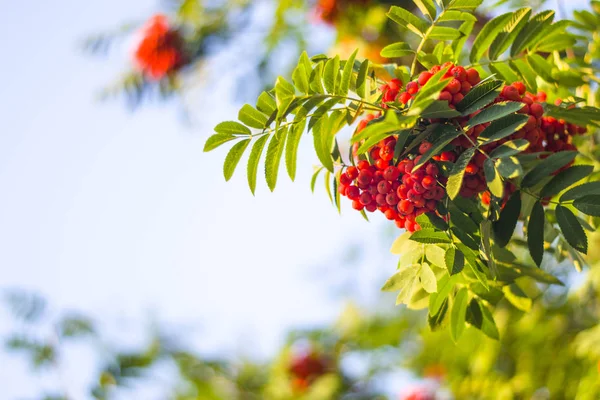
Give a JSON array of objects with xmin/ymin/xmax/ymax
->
[{"xmin": 5, "ymin": 0, "xmax": 600, "ymax": 399}]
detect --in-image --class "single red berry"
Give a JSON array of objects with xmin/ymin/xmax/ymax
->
[
  {"xmin": 377, "ymin": 180, "xmax": 391, "ymax": 194},
  {"xmin": 413, "ymin": 197, "xmax": 426, "ymax": 208},
  {"xmin": 386, "ymin": 192, "xmax": 400, "ymax": 206},
  {"xmin": 407, "ymin": 189, "xmax": 422, "ymax": 203},
  {"xmin": 398, "ymin": 200, "xmax": 414, "ymax": 215},
  {"xmin": 406, "ymin": 81, "xmax": 419, "ymax": 95},
  {"xmin": 346, "ymin": 185, "xmax": 360, "ymax": 200},
  {"xmin": 379, "ymin": 147, "xmax": 393, "ymax": 161},
  {"xmin": 359, "ymin": 191, "xmax": 373, "ymax": 205},
  {"xmin": 419, "ymin": 141, "xmax": 433, "ymax": 154},
  {"xmin": 438, "ymin": 91, "xmax": 452, "ymax": 102},
  {"xmin": 418, "ymin": 71, "xmax": 433, "ymax": 86},
  {"xmin": 383, "ymin": 166, "xmax": 400, "ymax": 181},
  {"xmin": 375, "ymin": 159, "xmax": 389, "ymax": 170},
  {"xmin": 412, "ymin": 181, "xmax": 426, "ymax": 194},
  {"xmin": 530, "ymin": 103, "xmax": 544, "ymax": 118},
  {"xmin": 376, "ymin": 193, "xmax": 388, "ymax": 206},
  {"xmin": 446, "ymin": 78, "xmax": 461, "ymax": 94},
  {"xmin": 370, "ymin": 146, "xmax": 381, "ymax": 160},
  {"xmin": 384, "ymin": 209, "xmax": 397, "ymax": 220},
  {"xmin": 404, "ymin": 220, "xmax": 417, "ymax": 232},
  {"xmin": 465, "ymin": 163, "xmax": 479, "ymax": 175},
  {"xmin": 421, "ymin": 175, "xmax": 436, "ymax": 189},
  {"xmin": 425, "ymin": 163, "xmax": 439, "ymax": 176},
  {"xmin": 352, "ymin": 200, "xmax": 364, "ymax": 210},
  {"xmin": 460, "ymin": 81, "xmax": 472, "ymax": 95},
  {"xmin": 451, "ymin": 66, "xmax": 467, "ymax": 81},
  {"xmin": 452, "ymin": 93, "xmax": 464, "ymax": 104},
  {"xmin": 340, "ymin": 173, "xmax": 351, "ymax": 186},
  {"xmin": 513, "ymin": 81, "xmax": 526, "ymax": 95},
  {"xmin": 397, "ymin": 185, "xmax": 409, "ymax": 199},
  {"xmin": 357, "ymin": 170, "xmax": 373, "ymax": 185},
  {"xmin": 433, "ymin": 186, "xmax": 445, "ymax": 200},
  {"xmin": 346, "ymin": 166, "xmax": 358, "ymax": 180},
  {"xmin": 338, "ymin": 184, "xmax": 347, "ymax": 196},
  {"xmin": 440, "ymin": 151, "xmax": 456, "ymax": 162},
  {"xmin": 466, "ymin": 68, "xmax": 480, "ymax": 85},
  {"xmin": 426, "ymin": 200, "xmax": 437, "ymax": 211},
  {"xmin": 402, "ymin": 174, "xmax": 414, "ymax": 187},
  {"xmin": 357, "ymin": 160, "xmax": 370, "ymax": 171},
  {"xmin": 399, "ymin": 92, "xmax": 412, "ymax": 104},
  {"xmin": 388, "ymin": 78, "xmax": 403, "ymax": 91},
  {"xmin": 501, "ymin": 85, "xmax": 521, "ymax": 101},
  {"xmin": 365, "ymin": 203, "xmax": 377, "ymax": 212}
]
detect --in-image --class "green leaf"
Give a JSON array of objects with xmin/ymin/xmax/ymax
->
[
  {"xmin": 556, "ymin": 205, "xmax": 587, "ymax": 254},
  {"xmin": 308, "ymin": 98, "xmax": 340, "ymax": 131},
  {"xmin": 418, "ymin": 212, "xmax": 449, "ymax": 231},
  {"xmin": 324, "ymin": 56, "xmax": 340, "ymax": 94},
  {"xmin": 450, "ymin": 288, "xmax": 468, "ymax": 342},
  {"xmin": 313, "ymin": 116, "xmax": 335, "ymax": 172},
  {"xmin": 428, "ymin": 298, "xmax": 449, "ymax": 330},
  {"xmin": 380, "ymin": 42, "xmax": 414, "ymax": 58},
  {"xmin": 410, "ymin": 229, "xmax": 452, "ymax": 244},
  {"xmin": 292, "ymin": 65, "xmax": 309, "ymax": 95},
  {"xmin": 540, "ymin": 165, "xmax": 594, "ymax": 198},
  {"xmin": 421, "ymin": 101, "xmax": 462, "ymax": 119},
  {"xmin": 430, "ymin": 26, "xmax": 462, "ymax": 40},
  {"xmin": 502, "ymin": 284, "xmax": 532, "ymax": 312},
  {"xmin": 452, "ymin": 20, "xmax": 475, "ymax": 60},
  {"xmin": 439, "ymin": 10, "xmax": 477, "ymax": 21},
  {"xmin": 429, "ymin": 274, "xmax": 459, "ymax": 315},
  {"xmin": 489, "ymin": 62, "xmax": 520, "ymax": 83},
  {"xmin": 265, "ymin": 127, "xmax": 288, "ymax": 191},
  {"xmin": 521, "ymin": 151, "xmax": 578, "ymax": 188},
  {"xmin": 425, "ymin": 245, "xmax": 447, "ymax": 268},
  {"xmin": 310, "ymin": 167, "xmax": 324, "ymax": 193},
  {"xmin": 478, "ymin": 113, "xmax": 529, "ymax": 144},
  {"xmin": 445, "ymin": 246, "xmax": 465, "ymax": 275},
  {"xmin": 247, "ymin": 135, "xmax": 269, "ymax": 194},
  {"xmin": 466, "ymin": 102, "xmax": 524, "ymax": 129},
  {"xmin": 493, "ymin": 191, "xmax": 521, "ymax": 247},
  {"xmin": 449, "ymin": 204, "xmax": 478, "ymax": 234},
  {"xmin": 381, "ymin": 266, "xmax": 419, "ymax": 291},
  {"xmin": 561, "ymin": 181, "xmax": 600, "ymax": 202},
  {"xmin": 239, "ymin": 104, "xmax": 268, "ymax": 129},
  {"xmin": 526, "ymin": 54, "xmax": 554, "ymax": 83},
  {"xmin": 456, "ymin": 80, "xmax": 503, "ymax": 115},
  {"xmin": 414, "ymin": 0, "xmax": 437, "ymax": 20},
  {"xmin": 447, "ymin": 0, "xmax": 483, "ymax": 10},
  {"xmin": 356, "ymin": 60, "xmax": 370, "ymax": 99},
  {"xmin": 489, "ymin": 8, "xmax": 531, "ymax": 60},
  {"xmin": 352, "ymin": 111, "xmax": 402, "ymax": 145},
  {"xmin": 510, "ymin": 59, "xmax": 537, "ymax": 92},
  {"xmin": 544, "ymin": 104, "xmax": 600, "ymax": 127},
  {"xmin": 340, "ymin": 49, "xmax": 358, "ymax": 97},
  {"xmin": 256, "ymin": 92, "xmax": 276, "ymax": 115},
  {"xmin": 275, "ymin": 77, "xmax": 296, "ymax": 120},
  {"xmin": 484, "ymin": 159, "xmax": 504, "ymax": 198},
  {"xmin": 387, "ymin": 6, "xmax": 429, "ymax": 37},
  {"xmin": 204, "ymin": 133, "xmax": 236, "ymax": 152},
  {"xmin": 573, "ymin": 195, "xmax": 600, "ymax": 216},
  {"xmin": 215, "ymin": 121, "xmax": 252, "ymax": 136},
  {"xmin": 413, "ymin": 124, "xmax": 461, "ymax": 170},
  {"xmin": 223, "ymin": 139, "xmax": 250, "ymax": 181},
  {"xmin": 310, "ymin": 63, "xmax": 325, "ymax": 94},
  {"xmin": 496, "ymin": 156, "xmax": 522, "ymax": 179},
  {"xmin": 420, "ymin": 263, "xmax": 437, "ymax": 293},
  {"xmin": 527, "ymin": 201, "xmax": 545, "ymax": 266},
  {"xmin": 467, "ymin": 299, "xmax": 499, "ymax": 340},
  {"xmin": 481, "ymin": 219, "xmax": 497, "ymax": 277},
  {"xmin": 470, "ymin": 12, "xmax": 513, "ymax": 63},
  {"xmin": 285, "ymin": 119, "xmax": 306, "ymax": 181},
  {"xmin": 511, "ymin": 10, "xmax": 555, "ymax": 56},
  {"xmin": 447, "ymin": 148, "xmax": 475, "ymax": 200},
  {"xmin": 489, "ymin": 139, "xmax": 530, "ymax": 158}
]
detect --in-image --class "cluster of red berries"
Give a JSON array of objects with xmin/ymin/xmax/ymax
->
[
  {"xmin": 134, "ymin": 15, "xmax": 186, "ymax": 80},
  {"xmin": 340, "ymin": 135, "xmax": 445, "ymax": 232},
  {"xmin": 288, "ymin": 352, "xmax": 328, "ymax": 391},
  {"xmin": 316, "ymin": 0, "xmax": 369, "ymax": 24}
]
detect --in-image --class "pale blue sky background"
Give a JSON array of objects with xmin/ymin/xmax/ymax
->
[{"xmin": 0, "ymin": 0, "xmax": 591, "ymax": 398}]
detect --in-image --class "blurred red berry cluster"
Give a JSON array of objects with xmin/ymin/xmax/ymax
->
[
  {"xmin": 134, "ymin": 15, "xmax": 186, "ymax": 80},
  {"xmin": 288, "ymin": 351, "xmax": 329, "ymax": 391},
  {"xmin": 315, "ymin": 0, "xmax": 370, "ymax": 24}
]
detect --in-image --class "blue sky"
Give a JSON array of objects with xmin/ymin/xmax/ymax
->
[
  {"xmin": 0, "ymin": 0, "xmax": 592, "ymax": 397},
  {"xmin": 0, "ymin": 0, "xmax": 398, "ymax": 397}
]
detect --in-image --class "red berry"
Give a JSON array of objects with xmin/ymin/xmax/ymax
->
[
  {"xmin": 352, "ymin": 200, "xmax": 364, "ymax": 210},
  {"xmin": 404, "ymin": 220, "xmax": 417, "ymax": 232},
  {"xmin": 446, "ymin": 78, "xmax": 461, "ymax": 94},
  {"xmin": 346, "ymin": 185, "xmax": 360, "ymax": 200},
  {"xmin": 379, "ymin": 147, "xmax": 393, "ymax": 161},
  {"xmin": 406, "ymin": 81, "xmax": 419, "ymax": 95},
  {"xmin": 421, "ymin": 175, "xmax": 436, "ymax": 189},
  {"xmin": 440, "ymin": 151, "xmax": 456, "ymax": 162},
  {"xmin": 439, "ymin": 90, "xmax": 453, "ymax": 102},
  {"xmin": 357, "ymin": 170, "xmax": 373, "ymax": 185},
  {"xmin": 425, "ymin": 163, "xmax": 439, "ymax": 176},
  {"xmin": 377, "ymin": 180, "xmax": 391, "ymax": 194},
  {"xmin": 383, "ymin": 166, "xmax": 400, "ymax": 181},
  {"xmin": 399, "ymin": 92, "xmax": 412, "ymax": 104},
  {"xmin": 460, "ymin": 81, "xmax": 472, "ymax": 95},
  {"xmin": 397, "ymin": 185, "xmax": 409, "ymax": 198},
  {"xmin": 376, "ymin": 193, "xmax": 388, "ymax": 206},
  {"xmin": 530, "ymin": 103, "xmax": 544, "ymax": 118},
  {"xmin": 398, "ymin": 200, "xmax": 414, "ymax": 215},
  {"xmin": 426, "ymin": 200, "xmax": 437, "ymax": 211},
  {"xmin": 359, "ymin": 192, "xmax": 373, "ymax": 205},
  {"xmin": 419, "ymin": 141, "xmax": 433, "ymax": 154},
  {"xmin": 452, "ymin": 93, "xmax": 464, "ymax": 104},
  {"xmin": 346, "ymin": 166, "xmax": 358, "ymax": 180},
  {"xmin": 418, "ymin": 71, "xmax": 433, "ymax": 86},
  {"xmin": 338, "ymin": 184, "xmax": 347, "ymax": 195},
  {"xmin": 357, "ymin": 160, "xmax": 370, "ymax": 171},
  {"xmin": 513, "ymin": 81, "xmax": 526, "ymax": 95},
  {"xmin": 413, "ymin": 181, "xmax": 427, "ymax": 194},
  {"xmin": 386, "ymin": 192, "xmax": 400, "ymax": 206},
  {"xmin": 466, "ymin": 68, "xmax": 480, "ymax": 85},
  {"xmin": 465, "ymin": 163, "xmax": 479, "ymax": 175},
  {"xmin": 451, "ymin": 66, "xmax": 467, "ymax": 81},
  {"xmin": 340, "ymin": 173, "xmax": 351, "ymax": 185},
  {"xmin": 384, "ymin": 209, "xmax": 397, "ymax": 220},
  {"xmin": 388, "ymin": 78, "xmax": 403, "ymax": 91},
  {"xmin": 370, "ymin": 146, "xmax": 381, "ymax": 160},
  {"xmin": 375, "ymin": 159, "xmax": 389, "ymax": 170},
  {"xmin": 501, "ymin": 85, "xmax": 521, "ymax": 101}
]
